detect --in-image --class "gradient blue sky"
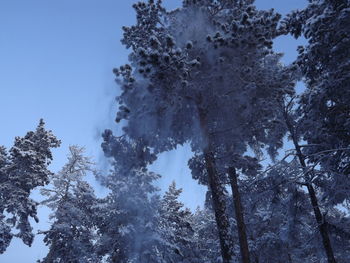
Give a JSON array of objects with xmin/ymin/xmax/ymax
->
[{"xmin": 0, "ymin": 0, "xmax": 306, "ymax": 262}]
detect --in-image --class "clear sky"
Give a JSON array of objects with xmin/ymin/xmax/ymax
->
[{"xmin": 0, "ymin": 0, "xmax": 306, "ymax": 262}]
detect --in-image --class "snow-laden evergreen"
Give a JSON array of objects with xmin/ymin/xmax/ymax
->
[
  {"xmin": 298, "ymin": 0, "xmax": 350, "ymax": 207},
  {"xmin": 1, "ymin": 1, "xmax": 350, "ymax": 262},
  {"xmin": 280, "ymin": 1, "xmax": 350, "ymax": 261},
  {"xmin": 39, "ymin": 146, "xmax": 98, "ymax": 263},
  {"xmin": 282, "ymin": 0, "xmax": 350, "ymax": 207},
  {"xmin": 113, "ymin": 1, "xmax": 297, "ymax": 261},
  {"xmin": 0, "ymin": 119, "xmax": 60, "ymax": 254},
  {"xmin": 96, "ymin": 131, "xmax": 162, "ymax": 263},
  {"xmin": 159, "ymin": 181, "xmax": 197, "ymax": 262}
]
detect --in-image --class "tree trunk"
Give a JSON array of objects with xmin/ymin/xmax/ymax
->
[
  {"xmin": 228, "ymin": 167, "xmax": 250, "ymax": 263},
  {"xmin": 284, "ymin": 110, "xmax": 336, "ymax": 263},
  {"xmin": 198, "ymin": 108, "xmax": 234, "ymax": 263}
]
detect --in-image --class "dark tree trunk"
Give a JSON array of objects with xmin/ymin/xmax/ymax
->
[
  {"xmin": 198, "ymin": 107, "xmax": 234, "ymax": 263},
  {"xmin": 228, "ymin": 167, "xmax": 250, "ymax": 263},
  {"xmin": 284, "ymin": 109, "xmax": 336, "ymax": 263},
  {"xmin": 203, "ymin": 149, "xmax": 234, "ymax": 263}
]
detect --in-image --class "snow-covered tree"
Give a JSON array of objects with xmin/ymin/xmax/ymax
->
[
  {"xmin": 96, "ymin": 130, "xmax": 162, "ymax": 263},
  {"xmin": 281, "ymin": 95, "xmax": 339, "ymax": 263},
  {"xmin": 191, "ymin": 207, "xmax": 221, "ymax": 263},
  {"xmin": 0, "ymin": 146, "xmax": 12, "ymax": 254},
  {"xmin": 325, "ymin": 207, "xmax": 350, "ymax": 262},
  {"xmin": 113, "ymin": 1, "xmax": 296, "ymax": 261},
  {"xmin": 158, "ymin": 181, "xmax": 197, "ymax": 262},
  {"xmin": 0, "ymin": 119, "xmax": 60, "ymax": 253},
  {"xmin": 246, "ymin": 156, "xmax": 350, "ymax": 262},
  {"xmin": 39, "ymin": 145, "xmax": 98, "ymax": 263},
  {"xmin": 284, "ymin": 0, "xmax": 350, "ymax": 208},
  {"xmin": 242, "ymin": 159, "xmax": 320, "ymax": 262},
  {"xmin": 279, "ymin": 2, "xmax": 350, "ymax": 261}
]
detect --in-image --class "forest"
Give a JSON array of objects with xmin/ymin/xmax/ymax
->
[{"xmin": 0, "ymin": 0, "xmax": 349, "ymax": 262}]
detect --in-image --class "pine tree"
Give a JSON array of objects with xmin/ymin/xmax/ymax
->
[
  {"xmin": 96, "ymin": 130, "xmax": 162, "ymax": 263},
  {"xmin": 113, "ymin": 1, "xmax": 296, "ymax": 261},
  {"xmin": 0, "ymin": 146, "xmax": 12, "ymax": 254},
  {"xmin": 191, "ymin": 207, "xmax": 221, "ymax": 263},
  {"xmin": 39, "ymin": 146, "xmax": 98, "ymax": 263},
  {"xmin": 243, "ymin": 159, "xmax": 319, "ymax": 262},
  {"xmin": 0, "ymin": 119, "xmax": 60, "ymax": 253},
  {"xmin": 325, "ymin": 207, "xmax": 350, "ymax": 262},
  {"xmin": 283, "ymin": 0, "xmax": 350, "ymax": 208},
  {"xmin": 159, "ymin": 181, "xmax": 196, "ymax": 262},
  {"xmin": 281, "ymin": 97, "xmax": 339, "ymax": 263},
  {"xmin": 280, "ymin": 1, "xmax": 350, "ymax": 261}
]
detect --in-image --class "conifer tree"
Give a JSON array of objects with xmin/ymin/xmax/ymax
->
[
  {"xmin": 39, "ymin": 146, "xmax": 98, "ymax": 263},
  {"xmin": 0, "ymin": 147, "xmax": 12, "ymax": 254},
  {"xmin": 243, "ymin": 159, "xmax": 318, "ymax": 262},
  {"xmin": 113, "ymin": 1, "xmax": 296, "ymax": 261},
  {"xmin": 0, "ymin": 119, "xmax": 60, "ymax": 253},
  {"xmin": 276, "ymin": 1, "xmax": 350, "ymax": 261},
  {"xmin": 97, "ymin": 130, "xmax": 162, "ymax": 263},
  {"xmin": 191, "ymin": 207, "xmax": 221, "ymax": 262},
  {"xmin": 282, "ymin": 0, "xmax": 350, "ymax": 207},
  {"xmin": 159, "ymin": 181, "xmax": 196, "ymax": 262}
]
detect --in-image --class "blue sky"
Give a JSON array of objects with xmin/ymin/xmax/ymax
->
[{"xmin": 0, "ymin": 0, "xmax": 306, "ymax": 262}]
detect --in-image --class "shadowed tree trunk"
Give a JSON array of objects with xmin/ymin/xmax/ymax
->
[
  {"xmin": 198, "ymin": 107, "xmax": 234, "ymax": 263},
  {"xmin": 228, "ymin": 166, "xmax": 250, "ymax": 263}
]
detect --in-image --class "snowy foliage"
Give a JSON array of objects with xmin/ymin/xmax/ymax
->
[
  {"xmin": 158, "ymin": 181, "xmax": 197, "ymax": 262},
  {"xmin": 39, "ymin": 146, "xmax": 98, "ymax": 263},
  {"xmin": 97, "ymin": 131, "xmax": 162, "ymax": 263},
  {"xmin": 284, "ymin": 0, "xmax": 350, "ymax": 206},
  {"xmin": 240, "ymin": 160, "xmax": 319, "ymax": 262},
  {"xmin": 0, "ymin": 119, "xmax": 60, "ymax": 254},
  {"xmin": 191, "ymin": 207, "xmax": 221, "ymax": 263},
  {"xmin": 2, "ymin": 1, "xmax": 350, "ymax": 262},
  {"xmin": 112, "ymin": 1, "xmax": 298, "ymax": 261},
  {"xmin": 115, "ymin": 0, "xmax": 296, "ymax": 159},
  {"xmin": 279, "ymin": 2, "xmax": 350, "ymax": 261}
]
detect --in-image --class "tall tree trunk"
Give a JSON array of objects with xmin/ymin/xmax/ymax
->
[
  {"xmin": 228, "ymin": 167, "xmax": 250, "ymax": 263},
  {"xmin": 198, "ymin": 108, "xmax": 234, "ymax": 263},
  {"xmin": 284, "ymin": 110, "xmax": 336, "ymax": 263}
]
